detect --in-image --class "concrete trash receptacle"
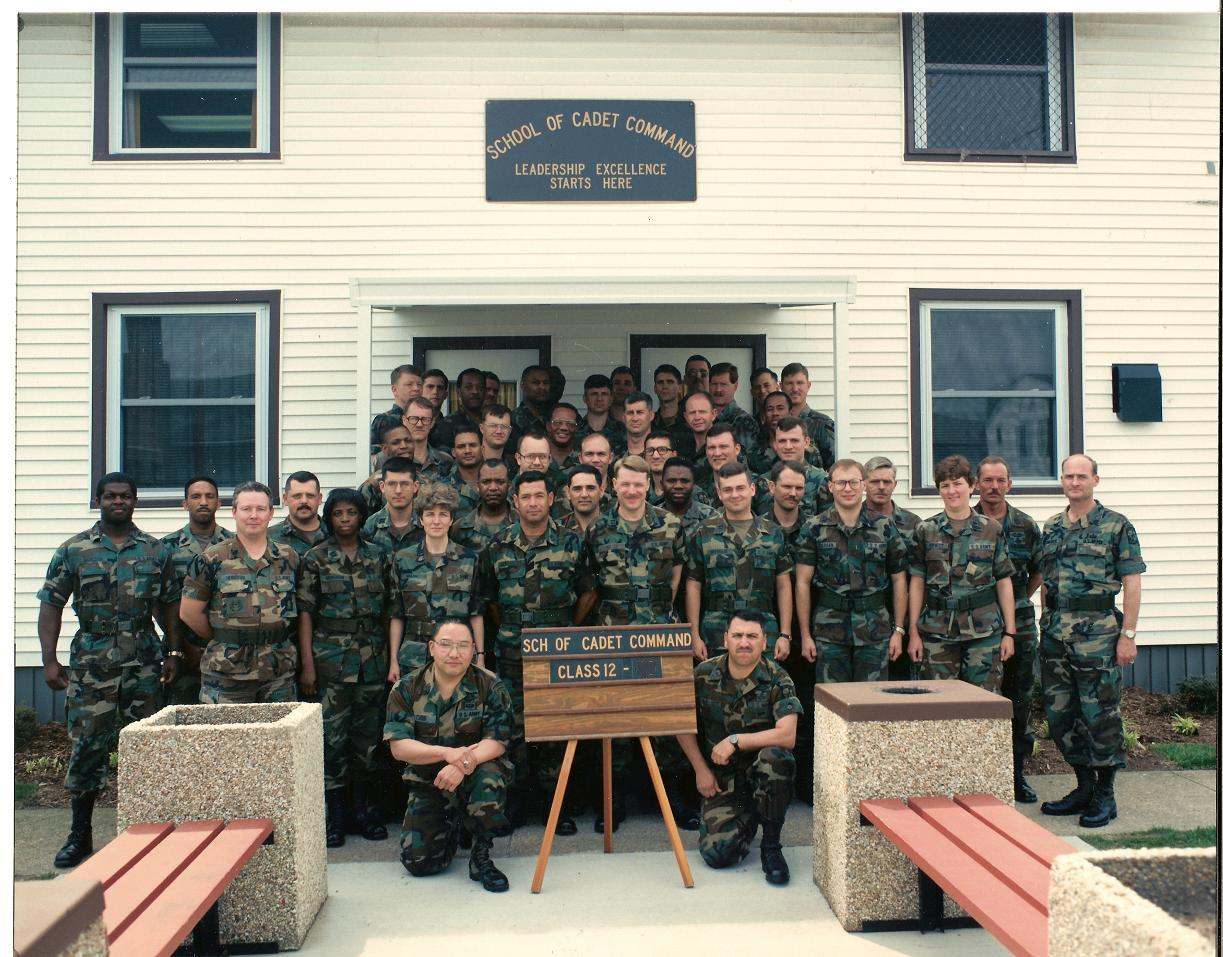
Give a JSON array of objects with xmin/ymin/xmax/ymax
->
[
  {"xmin": 812, "ymin": 679, "xmax": 1011, "ymax": 931},
  {"xmin": 118, "ymin": 702, "xmax": 326, "ymax": 951}
]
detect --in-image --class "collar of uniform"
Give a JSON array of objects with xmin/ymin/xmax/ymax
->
[
  {"xmin": 179, "ymin": 522, "xmax": 230, "ymax": 545},
  {"xmin": 933, "ymin": 510, "xmax": 984, "ymax": 537},
  {"xmin": 226, "ymin": 536, "xmax": 284, "ymax": 570},
  {"xmin": 1063, "ymin": 500, "xmax": 1105, "ymax": 530},
  {"xmin": 719, "ymin": 511, "xmax": 762, "ymax": 538},
  {"xmin": 87, "ymin": 521, "xmax": 154, "ymax": 550},
  {"xmin": 510, "ymin": 519, "xmax": 559, "ymax": 550},
  {"xmin": 973, "ymin": 501, "xmax": 1013, "ymax": 531},
  {"xmin": 411, "ymin": 536, "xmax": 463, "ymax": 563},
  {"xmin": 602, "ymin": 503, "xmax": 665, "ymax": 535},
  {"xmin": 718, "ymin": 655, "xmax": 766, "ymax": 696},
  {"xmin": 274, "ymin": 518, "xmax": 325, "ymax": 542},
  {"xmin": 815, "ymin": 506, "xmax": 868, "ymax": 534},
  {"xmin": 414, "ymin": 661, "xmax": 480, "ymax": 704}
]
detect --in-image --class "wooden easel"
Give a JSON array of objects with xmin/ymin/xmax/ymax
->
[{"xmin": 530, "ymin": 735, "xmax": 694, "ymax": 894}]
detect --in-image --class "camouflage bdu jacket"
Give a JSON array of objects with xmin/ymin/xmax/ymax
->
[
  {"xmin": 37, "ymin": 523, "xmax": 166, "ymax": 668},
  {"xmin": 796, "ymin": 407, "xmax": 836, "ymax": 472},
  {"xmin": 451, "ymin": 508, "xmax": 514, "ymax": 554},
  {"xmin": 182, "ymin": 538, "xmax": 299, "ymax": 679},
  {"xmin": 869, "ymin": 505, "xmax": 922, "ymax": 555},
  {"xmin": 363, "ymin": 507, "xmax": 423, "ymax": 556},
  {"xmin": 795, "ymin": 509, "xmax": 908, "ymax": 645},
  {"xmin": 712, "ymin": 401, "xmax": 759, "ymax": 457},
  {"xmin": 297, "ymin": 536, "xmax": 398, "ymax": 680},
  {"xmin": 693, "ymin": 655, "xmax": 802, "ymax": 759},
  {"xmin": 1036, "ymin": 502, "xmax": 1145, "ymax": 643},
  {"xmin": 158, "ymin": 524, "xmax": 234, "ymax": 643},
  {"xmin": 394, "ymin": 538, "xmax": 484, "ymax": 643},
  {"xmin": 369, "ymin": 403, "xmax": 408, "ymax": 455},
  {"xmin": 686, "ymin": 513, "xmax": 793, "ymax": 650},
  {"xmin": 910, "ymin": 512, "xmax": 1015, "ymax": 640},
  {"xmin": 576, "ymin": 417, "xmax": 627, "ymax": 456},
  {"xmin": 583, "ymin": 505, "xmax": 683, "ymax": 626},
  {"xmin": 384, "ymin": 662, "xmax": 515, "ymax": 786},
  {"xmin": 753, "ymin": 462, "xmax": 834, "ymax": 516},
  {"xmin": 268, "ymin": 519, "xmax": 329, "ymax": 559},
  {"xmin": 477, "ymin": 521, "xmax": 591, "ymax": 661},
  {"xmin": 974, "ymin": 503, "xmax": 1041, "ymax": 623}
]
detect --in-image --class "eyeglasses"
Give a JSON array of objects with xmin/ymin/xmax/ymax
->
[
  {"xmin": 831, "ymin": 479, "xmax": 863, "ymax": 490},
  {"xmin": 645, "ymin": 447, "xmax": 674, "ymax": 456},
  {"xmin": 406, "ymin": 416, "xmax": 432, "ymax": 426},
  {"xmin": 519, "ymin": 453, "xmax": 549, "ymax": 463},
  {"xmin": 434, "ymin": 640, "xmax": 474, "ymax": 654}
]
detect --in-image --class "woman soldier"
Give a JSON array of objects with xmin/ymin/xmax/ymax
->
[{"xmin": 297, "ymin": 487, "xmax": 399, "ymax": 847}]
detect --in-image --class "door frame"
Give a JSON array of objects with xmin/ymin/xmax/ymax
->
[
  {"xmin": 629, "ymin": 333, "xmax": 767, "ymax": 390},
  {"xmin": 411, "ymin": 335, "xmax": 552, "ymax": 372}
]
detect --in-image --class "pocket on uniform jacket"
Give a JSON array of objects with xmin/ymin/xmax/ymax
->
[
  {"xmin": 272, "ymin": 577, "xmax": 297, "ymax": 615},
  {"xmin": 78, "ymin": 572, "xmax": 109, "ymax": 603},
  {"xmin": 218, "ymin": 579, "xmax": 251, "ymax": 617},
  {"xmin": 320, "ymin": 577, "xmax": 347, "ymax": 594},
  {"xmin": 414, "ymin": 718, "xmax": 440, "ymax": 742},
  {"xmin": 130, "ymin": 561, "xmax": 160, "ymax": 597}
]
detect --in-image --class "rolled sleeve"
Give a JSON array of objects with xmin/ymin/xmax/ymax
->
[
  {"xmin": 483, "ymin": 680, "xmax": 514, "ymax": 745},
  {"xmin": 1115, "ymin": 520, "xmax": 1147, "ymax": 576},
  {"xmin": 770, "ymin": 672, "xmax": 803, "ymax": 720},
  {"xmin": 180, "ymin": 554, "xmax": 215, "ymax": 604},
  {"xmin": 295, "ymin": 554, "xmax": 321, "ymax": 617},
  {"xmin": 908, "ymin": 528, "xmax": 928, "ymax": 580},
  {"xmin": 992, "ymin": 537, "xmax": 1016, "ymax": 581},
  {"xmin": 36, "ymin": 546, "xmax": 73, "ymax": 608},
  {"xmin": 382, "ymin": 682, "xmax": 416, "ymax": 742}
]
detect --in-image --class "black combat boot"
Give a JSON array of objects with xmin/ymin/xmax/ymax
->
[
  {"xmin": 759, "ymin": 821, "xmax": 790, "ymax": 886},
  {"xmin": 1014, "ymin": 754, "xmax": 1038, "ymax": 804},
  {"xmin": 1079, "ymin": 767, "xmax": 1118, "ymax": 828},
  {"xmin": 594, "ymin": 793, "xmax": 627, "ymax": 834},
  {"xmin": 665, "ymin": 773, "xmax": 701, "ymax": 831},
  {"xmin": 468, "ymin": 835, "xmax": 509, "ymax": 892},
  {"xmin": 350, "ymin": 781, "xmax": 388, "ymax": 841},
  {"xmin": 1041, "ymin": 764, "xmax": 1094, "ymax": 816},
  {"xmin": 54, "ymin": 792, "xmax": 98, "ymax": 868},
  {"xmin": 325, "ymin": 789, "xmax": 347, "ymax": 848}
]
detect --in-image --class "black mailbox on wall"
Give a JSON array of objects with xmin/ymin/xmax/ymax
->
[{"xmin": 1112, "ymin": 364, "xmax": 1163, "ymax": 422}]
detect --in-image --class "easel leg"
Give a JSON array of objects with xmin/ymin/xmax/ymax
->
[
  {"xmin": 602, "ymin": 738, "xmax": 613, "ymax": 854},
  {"xmin": 639, "ymin": 736, "xmax": 695, "ymax": 888},
  {"xmin": 531, "ymin": 739, "xmax": 578, "ymax": 894}
]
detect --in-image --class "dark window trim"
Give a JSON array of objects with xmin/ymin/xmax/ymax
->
[
  {"xmin": 908, "ymin": 288, "xmax": 1082, "ymax": 497},
  {"xmin": 91, "ymin": 290, "xmax": 281, "ymax": 509},
  {"xmin": 410, "ymin": 336, "xmax": 552, "ymax": 373},
  {"xmin": 92, "ymin": 13, "xmax": 281, "ymax": 162},
  {"xmin": 901, "ymin": 13, "xmax": 1077, "ymax": 165},
  {"xmin": 628, "ymin": 334, "xmax": 767, "ymax": 391}
]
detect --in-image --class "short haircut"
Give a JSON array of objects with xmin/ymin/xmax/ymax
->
[
  {"xmin": 96, "ymin": 471, "xmax": 137, "ymax": 499},
  {"xmin": 977, "ymin": 455, "xmax": 1011, "ymax": 478},
  {"xmin": 610, "ymin": 365, "xmax": 634, "ymax": 381},
  {"xmin": 653, "ymin": 363, "xmax": 682, "ymax": 382},
  {"xmin": 406, "ymin": 395, "xmax": 436, "ymax": 417},
  {"xmin": 624, "ymin": 391, "xmax": 653, "ymax": 410},
  {"xmin": 780, "ymin": 361, "xmax": 809, "ymax": 380},
  {"xmin": 484, "ymin": 371, "xmax": 500, "ymax": 384},
  {"xmin": 706, "ymin": 423, "xmax": 738, "ymax": 444},
  {"xmin": 456, "ymin": 367, "xmax": 486, "ymax": 388},
  {"xmin": 416, "ymin": 481, "xmax": 460, "ymax": 514},
  {"xmin": 549, "ymin": 402, "xmax": 580, "ymax": 423},
  {"xmin": 662, "ymin": 456, "xmax": 695, "ymax": 477},
  {"xmin": 617, "ymin": 454, "xmax": 649, "ymax": 477},
  {"xmin": 750, "ymin": 367, "xmax": 777, "ymax": 384},
  {"xmin": 431, "ymin": 617, "xmax": 474, "ymax": 642},
  {"xmin": 452, "ymin": 424, "xmax": 482, "ymax": 443},
  {"xmin": 645, "ymin": 430, "xmax": 673, "ymax": 445},
  {"xmin": 728, "ymin": 609, "xmax": 769, "ymax": 633},
  {"xmin": 517, "ymin": 427, "xmax": 549, "ymax": 447},
  {"xmin": 933, "ymin": 454, "xmax": 974, "ymax": 486},
  {"xmin": 773, "ymin": 415, "xmax": 805, "ymax": 435},
  {"xmin": 232, "ymin": 480, "xmax": 272, "ymax": 506},
  {"xmin": 520, "ymin": 364, "xmax": 549, "ymax": 382},
  {"xmin": 715, "ymin": 461, "xmax": 750, "ymax": 484},
  {"xmin": 514, "ymin": 469, "xmax": 551, "ymax": 495},
  {"xmin": 829, "ymin": 458, "xmax": 867, "ymax": 480},
  {"xmin": 322, "ymin": 487, "xmax": 368, "ymax": 527},
  {"xmin": 183, "ymin": 474, "xmax": 219, "ymax": 498},
  {"xmin": 379, "ymin": 419, "xmax": 410, "ymax": 443},
  {"xmin": 1061, "ymin": 453, "xmax": 1099, "ymax": 476},
  {"xmin": 863, "ymin": 455, "xmax": 896, "ymax": 476},
  {"xmin": 584, "ymin": 373, "xmax": 612, "ymax": 393},
  {"xmin": 709, "ymin": 361, "xmax": 739, "ymax": 383},
  {"xmin": 479, "ymin": 457, "xmax": 509, "ymax": 476},
  {"xmin": 682, "ymin": 389, "xmax": 714, "ymax": 411},
  {"xmin": 580, "ymin": 431, "xmax": 612, "ymax": 452},
  {"xmin": 284, "ymin": 470, "xmax": 320, "ymax": 493},
  {"xmin": 482, "ymin": 403, "xmax": 511, "ymax": 421},
  {"xmin": 770, "ymin": 460, "xmax": 806, "ymax": 483},
  {"xmin": 763, "ymin": 390, "xmax": 790, "ymax": 409},
  {"xmin": 423, "ymin": 368, "xmax": 449, "ymax": 386},
  {"xmin": 381, "ymin": 456, "xmax": 419, "ymax": 480},
  {"xmin": 567, "ymin": 464, "xmax": 602, "ymax": 486},
  {"xmin": 685, "ymin": 354, "xmax": 710, "ymax": 368},
  {"xmin": 391, "ymin": 363, "xmax": 422, "ymax": 385}
]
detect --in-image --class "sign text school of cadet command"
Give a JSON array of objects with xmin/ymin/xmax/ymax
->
[
  {"xmin": 485, "ymin": 99, "xmax": 697, "ymax": 201},
  {"xmin": 523, "ymin": 626, "xmax": 692, "ymax": 683}
]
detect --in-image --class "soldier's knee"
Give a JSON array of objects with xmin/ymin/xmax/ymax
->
[
  {"xmin": 401, "ymin": 850, "xmax": 448, "ymax": 877},
  {"xmin": 700, "ymin": 838, "xmax": 748, "ymax": 869}
]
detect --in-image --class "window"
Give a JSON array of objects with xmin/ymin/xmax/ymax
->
[
  {"xmin": 909, "ymin": 289, "xmax": 1083, "ymax": 494},
  {"xmin": 93, "ymin": 13, "xmax": 280, "ymax": 160},
  {"xmin": 903, "ymin": 13, "xmax": 1075, "ymax": 163},
  {"xmin": 92, "ymin": 292, "xmax": 280, "ymax": 505}
]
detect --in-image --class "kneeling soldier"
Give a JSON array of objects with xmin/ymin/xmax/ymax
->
[
  {"xmin": 384, "ymin": 620, "xmax": 514, "ymax": 892},
  {"xmin": 678, "ymin": 610, "xmax": 800, "ymax": 885}
]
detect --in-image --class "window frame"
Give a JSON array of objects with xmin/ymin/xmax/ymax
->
[
  {"xmin": 901, "ymin": 12, "xmax": 1076, "ymax": 164},
  {"xmin": 91, "ymin": 291, "xmax": 281, "ymax": 508},
  {"xmin": 908, "ymin": 288, "xmax": 1083, "ymax": 496},
  {"xmin": 92, "ymin": 12, "xmax": 281, "ymax": 161}
]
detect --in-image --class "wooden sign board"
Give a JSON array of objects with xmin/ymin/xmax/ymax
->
[{"xmin": 522, "ymin": 623, "xmax": 697, "ymax": 743}]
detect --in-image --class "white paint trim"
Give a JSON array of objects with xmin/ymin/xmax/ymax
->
[
  {"xmin": 831, "ymin": 299, "xmax": 850, "ymax": 460},
  {"xmin": 356, "ymin": 302, "xmax": 375, "ymax": 478}
]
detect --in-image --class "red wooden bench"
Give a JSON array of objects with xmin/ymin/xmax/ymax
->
[
  {"xmin": 859, "ymin": 793, "xmax": 1077, "ymax": 957},
  {"xmin": 66, "ymin": 818, "xmax": 274, "ymax": 957}
]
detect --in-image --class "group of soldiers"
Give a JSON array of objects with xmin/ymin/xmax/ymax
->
[{"xmin": 38, "ymin": 355, "xmax": 1145, "ymax": 892}]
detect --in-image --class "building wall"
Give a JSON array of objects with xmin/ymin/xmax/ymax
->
[{"xmin": 15, "ymin": 13, "xmax": 1220, "ymax": 672}]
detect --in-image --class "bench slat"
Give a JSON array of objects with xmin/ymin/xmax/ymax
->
[
  {"xmin": 954, "ymin": 794, "xmax": 1077, "ymax": 869},
  {"xmin": 860, "ymin": 798, "xmax": 1048, "ymax": 957},
  {"xmin": 67, "ymin": 823, "xmax": 174, "ymax": 889},
  {"xmin": 102, "ymin": 821, "xmax": 224, "ymax": 943},
  {"xmin": 909, "ymin": 796, "xmax": 1052, "ymax": 914},
  {"xmin": 107, "ymin": 820, "xmax": 274, "ymax": 957}
]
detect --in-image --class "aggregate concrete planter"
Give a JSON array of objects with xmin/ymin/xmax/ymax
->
[
  {"xmin": 1049, "ymin": 848, "xmax": 1216, "ymax": 956},
  {"xmin": 811, "ymin": 679, "xmax": 1011, "ymax": 931},
  {"xmin": 117, "ymin": 703, "xmax": 326, "ymax": 951}
]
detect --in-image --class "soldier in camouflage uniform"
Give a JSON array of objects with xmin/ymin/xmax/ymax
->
[
  {"xmin": 908, "ymin": 456, "xmax": 1017, "ymax": 692},
  {"xmin": 708, "ymin": 363, "xmax": 759, "ymax": 458},
  {"xmin": 558, "ymin": 464, "xmax": 605, "ymax": 534},
  {"xmin": 693, "ymin": 425, "xmax": 768, "ymax": 504},
  {"xmin": 363, "ymin": 457, "xmax": 423, "ymax": 558},
  {"xmin": 359, "ymin": 421, "xmax": 414, "ymax": 514},
  {"xmin": 269, "ymin": 471, "xmax": 329, "ymax": 558},
  {"xmin": 297, "ymin": 488, "xmax": 397, "ymax": 846},
  {"xmin": 780, "ymin": 362, "xmax": 836, "ymax": 471},
  {"xmin": 577, "ymin": 374, "xmax": 628, "ymax": 457},
  {"xmin": 384, "ymin": 620, "xmax": 513, "ymax": 892},
  {"xmin": 477, "ymin": 470, "xmax": 592, "ymax": 833},
  {"xmin": 751, "ymin": 417, "xmax": 832, "ymax": 516},
  {"xmin": 39, "ymin": 473, "xmax": 170, "ymax": 868},
  {"xmin": 746, "ymin": 391, "xmax": 793, "ymax": 475},
  {"xmin": 862, "ymin": 456, "xmax": 923, "ymax": 679},
  {"xmin": 1037, "ymin": 454, "xmax": 1145, "ymax": 829},
  {"xmin": 686, "ymin": 463, "xmax": 794, "ymax": 659},
  {"xmin": 369, "ymin": 363, "xmax": 423, "ymax": 457},
  {"xmin": 180, "ymin": 481, "xmax": 300, "ymax": 704},
  {"xmin": 430, "ymin": 367, "xmax": 486, "ymax": 453},
  {"xmin": 795, "ymin": 459, "xmax": 909, "ymax": 685},
  {"xmin": 403, "ymin": 397, "xmax": 456, "ymax": 484},
  {"xmin": 390, "ymin": 483, "xmax": 484, "ymax": 679},
  {"xmin": 447, "ymin": 425, "xmax": 485, "ymax": 518},
  {"xmin": 677, "ymin": 611, "xmax": 799, "ymax": 884},
  {"xmin": 974, "ymin": 456, "xmax": 1044, "ymax": 804},
  {"xmin": 509, "ymin": 365, "xmax": 554, "ymax": 455},
  {"xmin": 451, "ymin": 458, "xmax": 514, "ymax": 556}
]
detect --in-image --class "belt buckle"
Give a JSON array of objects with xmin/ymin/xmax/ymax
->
[{"xmin": 636, "ymin": 586, "xmax": 652, "ymax": 601}]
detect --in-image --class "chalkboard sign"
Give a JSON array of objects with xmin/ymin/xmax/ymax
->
[
  {"xmin": 485, "ymin": 99, "xmax": 697, "ymax": 202},
  {"xmin": 521, "ymin": 623, "xmax": 697, "ymax": 742}
]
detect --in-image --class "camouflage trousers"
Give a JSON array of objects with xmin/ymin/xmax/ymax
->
[
  {"xmin": 699, "ymin": 747, "xmax": 795, "ymax": 869},
  {"xmin": 400, "ymin": 757, "xmax": 512, "ymax": 876},
  {"xmin": 396, "ymin": 638, "xmax": 429, "ymax": 676},
  {"xmin": 1041, "ymin": 630, "xmax": 1124, "ymax": 769},
  {"xmin": 814, "ymin": 640, "xmax": 889, "ymax": 685},
  {"xmin": 161, "ymin": 673, "xmax": 203, "ymax": 707},
  {"xmin": 317, "ymin": 674, "xmax": 387, "ymax": 793},
  {"xmin": 922, "ymin": 633, "xmax": 1003, "ymax": 692},
  {"xmin": 199, "ymin": 640, "xmax": 297, "ymax": 704},
  {"xmin": 999, "ymin": 614, "xmax": 1038, "ymax": 759},
  {"xmin": 495, "ymin": 654, "xmax": 565, "ymax": 798},
  {"xmin": 783, "ymin": 652, "xmax": 816, "ymax": 803},
  {"xmin": 65, "ymin": 658, "xmax": 160, "ymax": 794}
]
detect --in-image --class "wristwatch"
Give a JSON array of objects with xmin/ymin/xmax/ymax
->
[
  {"xmin": 729, "ymin": 734, "xmax": 740, "ymax": 752},
  {"xmin": 892, "ymin": 625, "xmax": 905, "ymax": 634},
  {"xmin": 777, "ymin": 633, "xmax": 791, "ymax": 641},
  {"xmin": 1122, "ymin": 629, "xmax": 1137, "ymax": 640},
  {"xmin": 165, "ymin": 650, "xmax": 185, "ymax": 660}
]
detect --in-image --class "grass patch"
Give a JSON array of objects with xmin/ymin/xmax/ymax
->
[
  {"xmin": 14, "ymin": 780, "xmax": 38, "ymax": 802},
  {"xmin": 1082, "ymin": 826, "xmax": 1216, "ymax": 851},
  {"xmin": 1151, "ymin": 741, "xmax": 1217, "ymax": 770}
]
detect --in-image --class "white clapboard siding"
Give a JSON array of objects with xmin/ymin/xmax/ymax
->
[{"xmin": 14, "ymin": 12, "xmax": 1218, "ymax": 665}]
